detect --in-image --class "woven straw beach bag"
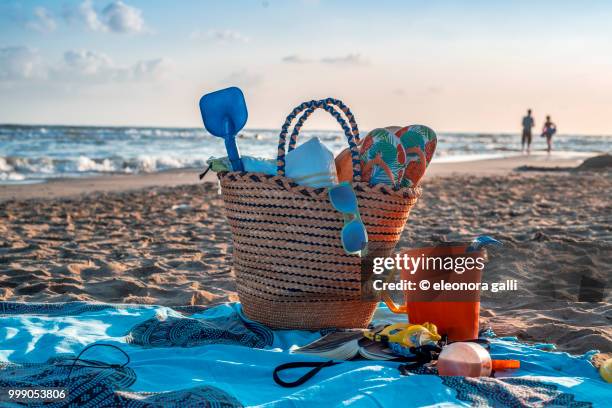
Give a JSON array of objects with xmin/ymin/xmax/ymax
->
[{"xmin": 218, "ymin": 98, "xmax": 421, "ymax": 329}]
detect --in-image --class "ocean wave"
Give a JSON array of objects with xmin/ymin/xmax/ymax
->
[
  {"xmin": 0, "ymin": 155, "xmax": 207, "ymax": 182},
  {"xmin": 1, "ymin": 125, "xmax": 610, "ymax": 184},
  {"xmin": 76, "ymin": 157, "xmax": 117, "ymax": 173}
]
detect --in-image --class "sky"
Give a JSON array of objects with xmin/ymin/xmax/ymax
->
[{"xmin": 1, "ymin": 0, "xmax": 612, "ymax": 135}]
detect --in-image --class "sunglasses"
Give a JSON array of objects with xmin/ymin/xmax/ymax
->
[{"xmin": 328, "ymin": 182, "xmax": 368, "ymax": 256}]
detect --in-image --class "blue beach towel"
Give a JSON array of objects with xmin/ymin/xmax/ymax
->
[{"xmin": 0, "ymin": 302, "xmax": 609, "ymax": 407}]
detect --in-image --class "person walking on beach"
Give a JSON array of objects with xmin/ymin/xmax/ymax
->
[
  {"xmin": 541, "ymin": 115, "xmax": 557, "ymax": 154},
  {"xmin": 521, "ymin": 109, "xmax": 535, "ymax": 154}
]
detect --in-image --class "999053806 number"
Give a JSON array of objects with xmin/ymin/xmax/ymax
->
[{"xmin": 1, "ymin": 388, "xmax": 68, "ymax": 402}]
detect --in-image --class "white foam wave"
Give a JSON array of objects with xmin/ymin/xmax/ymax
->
[
  {"xmin": 0, "ymin": 154, "xmax": 206, "ymax": 183},
  {"xmin": 135, "ymin": 155, "xmax": 192, "ymax": 173},
  {"xmin": 0, "ymin": 171, "xmax": 25, "ymax": 181},
  {"xmin": 76, "ymin": 156, "xmax": 116, "ymax": 172},
  {"xmin": 0, "ymin": 157, "xmax": 13, "ymax": 172}
]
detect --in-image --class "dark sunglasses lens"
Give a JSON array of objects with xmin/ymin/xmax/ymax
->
[
  {"xmin": 341, "ymin": 219, "xmax": 368, "ymax": 253},
  {"xmin": 329, "ymin": 183, "xmax": 358, "ymax": 213}
]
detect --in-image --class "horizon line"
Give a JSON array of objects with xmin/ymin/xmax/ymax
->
[{"xmin": 1, "ymin": 122, "xmax": 611, "ymax": 138}]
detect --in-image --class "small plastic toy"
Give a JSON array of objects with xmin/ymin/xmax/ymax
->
[{"xmin": 199, "ymin": 87, "xmax": 248, "ymax": 172}]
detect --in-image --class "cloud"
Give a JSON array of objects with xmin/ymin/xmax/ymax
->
[
  {"xmin": 0, "ymin": 47, "xmax": 45, "ymax": 80},
  {"xmin": 101, "ymin": 1, "xmax": 145, "ymax": 33},
  {"xmin": 0, "ymin": 47, "xmax": 172, "ymax": 84},
  {"xmin": 320, "ymin": 53, "xmax": 369, "ymax": 66},
  {"xmin": 191, "ymin": 29, "xmax": 250, "ymax": 43},
  {"xmin": 58, "ymin": 50, "xmax": 172, "ymax": 82},
  {"xmin": 26, "ymin": 7, "xmax": 57, "ymax": 33},
  {"xmin": 281, "ymin": 55, "xmax": 313, "ymax": 64},
  {"xmin": 69, "ymin": 0, "xmax": 105, "ymax": 31},
  {"xmin": 281, "ymin": 53, "xmax": 369, "ymax": 66},
  {"xmin": 63, "ymin": 50, "xmax": 114, "ymax": 76},
  {"xmin": 65, "ymin": 0, "xmax": 145, "ymax": 33},
  {"xmin": 222, "ymin": 70, "xmax": 262, "ymax": 87},
  {"xmin": 131, "ymin": 58, "xmax": 174, "ymax": 80}
]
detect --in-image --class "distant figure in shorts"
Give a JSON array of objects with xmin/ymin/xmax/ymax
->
[
  {"xmin": 521, "ymin": 109, "xmax": 535, "ymax": 154},
  {"xmin": 541, "ymin": 115, "xmax": 557, "ymax": 154}
]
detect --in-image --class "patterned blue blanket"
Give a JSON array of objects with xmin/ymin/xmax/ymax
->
[{"xmin": 0, "ymin": 302, "xmax": 609, "ymax": 407}]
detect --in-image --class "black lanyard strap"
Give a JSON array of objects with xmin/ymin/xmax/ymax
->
[
  {"xmin": 273, "ymin": 360, "xmax": 341, "ymax": 388},
  {"xmin": 62, "ymin": 343, "xmax": 130, "ymax": 383}
]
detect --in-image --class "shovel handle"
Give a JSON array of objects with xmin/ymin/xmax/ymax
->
[{"xmin": 224, "ymin": 137, "xmax": 244, "ymax": 171}]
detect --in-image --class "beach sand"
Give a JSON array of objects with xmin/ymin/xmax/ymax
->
[{"xmin": 1, "ymin": 153, "xmax": 610, "ymax": 362}]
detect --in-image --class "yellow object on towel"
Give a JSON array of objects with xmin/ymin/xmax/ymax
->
[
  {"xmin": 600, "ymin": 358, "xmax": 612, "ymax": 383},
  {"xmin": 363, "ymin": 322, "xmax": 441, "ymax": 348}
]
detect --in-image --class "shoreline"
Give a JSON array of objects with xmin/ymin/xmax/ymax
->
[{"xmin": 0, "ymin": 152, "xmax": 594, "ymax": 202}]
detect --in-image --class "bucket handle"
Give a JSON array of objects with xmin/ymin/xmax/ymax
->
[
  {"xmin": 381, "ymin": 267, "xmax": 409, "ymax": 314},
  {"xmin": 276, "ymin": 99, "xmax": 362, "ymax": 182}
]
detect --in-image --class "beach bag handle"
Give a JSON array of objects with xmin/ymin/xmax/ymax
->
[
  {"xmin": 277, "ymin": 99, "xmax": 362, "ymax": 182},
  {"xmin": 287, "ymin": 98, "xmax": 360, "ymax": 151}
]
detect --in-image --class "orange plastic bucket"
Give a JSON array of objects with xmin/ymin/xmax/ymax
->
[{"xmin": 381, "ymin": 244, "xmax": 486, "ymax": 341}]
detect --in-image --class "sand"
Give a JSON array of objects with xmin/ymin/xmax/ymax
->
[{"xmin": 0, "ymin": 153, "xmax": 610, "ymax": 361}]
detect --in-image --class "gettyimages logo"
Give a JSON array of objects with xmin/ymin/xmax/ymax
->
[
  {"xmin": 359, "ymin": 240, "xmax": 515, "ymax": 302},
  {"xmin": 372, "ymin": 253, "xmax": 486, "ymax": 275},
  {"xmin": 369, "ymin": 253, "xmax": 494, "ymax": 302}
]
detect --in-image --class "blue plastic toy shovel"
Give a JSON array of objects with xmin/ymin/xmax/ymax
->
[{"xmin": 199, "ymin": 87, "xmax": 247, "ymax": 171}]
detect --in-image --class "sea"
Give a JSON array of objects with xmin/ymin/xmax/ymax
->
[{"xmin": 0, "ymin": 125, "xmax": 610, "ymax": 184}]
